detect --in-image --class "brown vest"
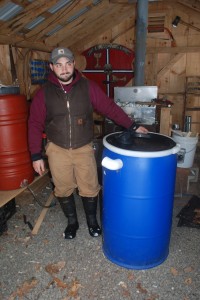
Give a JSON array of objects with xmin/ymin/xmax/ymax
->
[{"xmin": 44, "ymin": 77, "xmax": 94, "ymax": 149}]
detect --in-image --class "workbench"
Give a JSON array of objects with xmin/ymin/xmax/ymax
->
[
  {"xmin": 0, "ymin": 171, "xmax": 49, "ymax": 207},
  {"xmin": 0, "ymin": 171, "xmax": 54, "ymax": 235}
]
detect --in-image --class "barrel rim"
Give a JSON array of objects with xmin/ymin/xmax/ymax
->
[{"xmin": 103, "ymin": 132, "xmax": 180, "ymax": 158}]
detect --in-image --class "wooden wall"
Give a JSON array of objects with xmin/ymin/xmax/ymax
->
[{"xmin": 0, "ymin": 1, "xmax": 200, "ymax": 133}]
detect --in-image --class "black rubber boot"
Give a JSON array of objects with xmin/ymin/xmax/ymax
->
[
  {"xmin": 82, "ymin": 196, "xmax": 102, "ymax": 237},
  {"xmin": 57, "ymin": 194, "xmax": 79, "ymax": 239}
]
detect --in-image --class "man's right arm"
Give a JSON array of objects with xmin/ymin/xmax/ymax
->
[
  {"xmin": 33, "ymin": 160, "xmax": 45, "ymax": 176},
  {"xmin": 28, "ymin": 89, "xmax": 46, "ymax": 174}
]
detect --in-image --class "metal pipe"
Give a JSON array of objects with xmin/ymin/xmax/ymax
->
[{"xmin": 133, "ymin": 0, "xmax": 148, "ymax": 86}]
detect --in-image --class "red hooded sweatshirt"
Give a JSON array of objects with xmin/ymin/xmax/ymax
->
[{"xmin": 28, "ymin": 69, "xmax": 133, "ymax": 161}]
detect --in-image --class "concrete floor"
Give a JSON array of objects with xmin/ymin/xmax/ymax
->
[{"xmin": 0, "ymin": 160, "xmax": 200, "ymax": 300}]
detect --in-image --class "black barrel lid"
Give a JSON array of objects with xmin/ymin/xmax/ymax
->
[{"xmin": 105, "ymin": 132, "xmax": 176, "ymax": 152}]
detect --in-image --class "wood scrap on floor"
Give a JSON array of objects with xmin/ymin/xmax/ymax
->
[{"xmin": 31, "ymin": 192, "xmax": 55, "ymax": 235}]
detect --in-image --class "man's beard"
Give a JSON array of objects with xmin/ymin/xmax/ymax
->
[{"xmin": 54, "ymin": 71, "xmax": 74, "ymax": 83}]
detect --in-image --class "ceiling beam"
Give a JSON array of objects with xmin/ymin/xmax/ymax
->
[
  {"xmin": 0, "ymin": 0, "xmax": 59, "ymax": 34},
  {"xmin": 157, "ymin": 53, "xmax": 185, "ymax": 80},
  {"xmin": 177, "ymin": 0, "xmax": 200, "ymax": 13},
  {"xmin": 25, "ymin": 0, "xmax": 93, "ymax": 41},
  {"xmin": 147, "ymin": 46, "xmax": 200, "ymax": 53},
  {"xmin": 169, "ymin": 1, "xmax": 200, "ymax": 18},
  {"xmin": 0, "ymin": 34, "xmax": 52, "ymax": 52},
  {"xmin": 70, "ymin": 5, "xmax": 136, "ymax": 50},
  {"xmin": 45, "ymin": 0, "xmax": 111, "ymax": 46}
]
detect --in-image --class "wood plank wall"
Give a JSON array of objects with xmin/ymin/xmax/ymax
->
[{"xmin": 0, "ymin": 2, "xmax": 200, "ymax": 133}]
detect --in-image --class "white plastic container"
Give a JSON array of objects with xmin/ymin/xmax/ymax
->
[{"xmin": 172, "ymin": 132, "xmax": 198, "ymax": 168}]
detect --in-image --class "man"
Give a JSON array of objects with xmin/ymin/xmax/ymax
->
[{"xmin": 28, "ymin": 47, "xmax": 148, "ymax": 240}]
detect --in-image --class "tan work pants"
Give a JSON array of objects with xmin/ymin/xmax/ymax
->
[{"xmin": 46, "ymin": 142, "xmax": 101, "ymax": 197}]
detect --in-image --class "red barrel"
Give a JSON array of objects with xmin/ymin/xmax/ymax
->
[{"xmin": 0, "ymin": 94, "xmax": 34, "ymax": 190}]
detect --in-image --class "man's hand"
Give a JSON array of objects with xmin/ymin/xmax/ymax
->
[
  {"xmin": 33, "ymin": 159, "xmax": 45, "ymax": 176},
  {"xmin": 136, "ymin": 126, "xmax": 149, "ymax": 134},
  {"xmin": 129, "ymin": 122, "xmax": 148, "ymax": 134}
]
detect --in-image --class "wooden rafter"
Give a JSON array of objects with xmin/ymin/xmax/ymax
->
[
  {"xmin": 0, "ymin": 0, "xmax": 58, "ymax": 33},
  {"xmin": 157, "ymin": 53, "xmax": 185, "ymax": 80},
  {"xmin": 25, "ymin": 0, "xmax": 93, "ymax": 41},
  {"xmin": 147, "ymin": 46, "xmax": 200, "ymax": 53},
  {"xmin": 45, "ymin": 0, "xmax": 110, "ymax": 46},
  {"xmin": 0, "ymin": 0, "xmax": 200, "ymax": 52},
  {"xmin": 178, "ymin": 0, "xmax": 200, "ymax": 13},
  {"xmin": 70, "ymin": 5, "xmax": 136, "ymax": 50}
]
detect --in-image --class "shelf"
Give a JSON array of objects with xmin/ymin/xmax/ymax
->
[
  {"xmin": 186, "ymin": 76, "xmax": 200, "ymax": 95},
  {"xmin": 0, "ymin": 171, "xmax": 49, "ymax": 208},
  {"xmin": 184, "ymin": 77, "xmax": 200, "ymax": 132},
  {"xmin": 185, "ymin": 107, "xmax": 200, "ymax": 111}
]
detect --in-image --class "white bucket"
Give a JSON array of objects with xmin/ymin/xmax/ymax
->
[{"xmin": 172, "ymin": 132, "xmax": 198, "ymax": 168}]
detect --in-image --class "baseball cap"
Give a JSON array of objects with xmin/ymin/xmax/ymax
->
[{"xmin": 50, "ymin": 47, "xmax": 74, "ymax": 64}]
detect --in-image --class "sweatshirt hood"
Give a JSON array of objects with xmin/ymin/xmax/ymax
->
[{"xmin": 47, "ymin": 69, "xmax": 82, "ymax": 88}]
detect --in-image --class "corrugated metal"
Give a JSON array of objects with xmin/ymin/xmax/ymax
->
[
  {"xmin": 43, "ymin": 1, "xmax": 102, "ymax": 35},
  {"xmin": 0, "ymin": 2, "xmax": 23, "ymax": 21},
  {"xmin": 93, "ymin": 0, "xmax": 102, "ymax": 4},
  {"xmin": 25, "ymin": 16, "xmax": 45, "ymax": 30},
  {"xmin": 48, "ymin": 0, "xmax": 72, "ymax": 14},
  {"xmin": 128, "ymin": 0, "xmax": 162, "ymax": 2},
  {"xmin": 26, "ymin": 0, "xmax": 102, "ymax": 31},
  {"xmin": 67, "ymin": 7, "xmax": 90, "ymax": 23},
  {"xmin": 46, "ymin": 24, "xmax": 63, "ymax": 36}
]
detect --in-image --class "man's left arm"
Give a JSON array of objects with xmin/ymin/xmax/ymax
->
[{"xmin": 88, "ymin": 80, "xmax": 148, "ymax": 133}]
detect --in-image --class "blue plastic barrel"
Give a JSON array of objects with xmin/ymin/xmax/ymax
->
[{"xmin": 102, "ymin": 132, "xmax": 180, "ymax": 269}]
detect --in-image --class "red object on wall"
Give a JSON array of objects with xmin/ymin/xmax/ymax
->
[
  {"xmin": 0, "ymin": 94, "xmax": 34, "ymax": 190},
  {"xmin": 82, "ymin": 44, "xmax": 134, "ymax": 98}
]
